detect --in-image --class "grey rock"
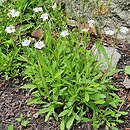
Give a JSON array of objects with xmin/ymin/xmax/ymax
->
[
  {"xmin": 65, "ymin": 0, "xmax": 130, "ymax": 43},
  {"xmin": 92, "ymin": 44, "xmax": 121, "ymax": 70},
  {"xmin": 123, "ymin": 77, "xmax": 130, "ymax": 89}
]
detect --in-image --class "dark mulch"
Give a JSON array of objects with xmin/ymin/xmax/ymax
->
[
  {"xmin": 0, "ymin": 42, "xmax": 130, "ymax": 130},
  {"xmin": 0, "ymin": 77, "xmax": 51, "ymax": 130}
]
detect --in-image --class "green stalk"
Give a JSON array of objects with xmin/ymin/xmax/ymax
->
[{"xmin": 36, "ymin": 51, "xmax": 49, "ymax": 96}]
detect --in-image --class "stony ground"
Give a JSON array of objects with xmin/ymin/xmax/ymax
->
[{"xmin": 65, "ymin": 0, "xmax": 130, "ymax": 43}]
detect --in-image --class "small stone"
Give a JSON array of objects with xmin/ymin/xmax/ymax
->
[
  {"xmin": 33, "ymin": 112, "xmax": 39, "ymax": 118},
  {"xmin": 27, "ymin": 113, "xmax": 31, "ymax": 117},
  {"xmin": 31, "ymin": 29, "xmax": 43, "ymax": 40},
  {"xmin": 123, "ymin": 77, "xmax": 130, "ymax": 89}
]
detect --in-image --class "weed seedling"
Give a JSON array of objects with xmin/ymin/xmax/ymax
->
[{"xmin": 15, "ymin": 114, "xmax": 29, "ymax": 129}]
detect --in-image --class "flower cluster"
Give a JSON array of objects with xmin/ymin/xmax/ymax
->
[
  {"xmin": 21, "ymin": 39, "xmax": 45, "ymax": 49},
  {"xmin": 120, "ymin": 27, "xmax": 129, "ymax": 34},
  {"xmin": 105, "ymin": 29, "xmax": 115, "ymax": 36},
  {"xmin": 52, "ymin": 3, "xmax": 57, "ymax": 10},
  {"xmin": 5, "ymin": 25, "xmax": 15, "ymax": 33},
  {"xmin": 5, "ymin": 2, "xmax": 129, "ymax": 51},
  {"xmin": 21, "ymin": 39, "xmax": 31, "ymax": 46},
  {"xmin": 105, "ymin": 26, "xmax": 129, "ymax": 36},
  {"xmin": 21, "ymin": 30, "xmax": 69, "ymax": 49},
  {"xmin": 88, "ymin": 20, "xmax": 95, "ymax": 28},
  {"xmin": 60, "ymin": 30, "xmax": 69, "ymax": 37},
  {"xmin": 40, "ymin": 13, "xmax": 49, "ymax": 21},
  {"xmin": 33, "ymin": 7, "xmax": 49, "ymax": 21},
  {"xmin": 7, "ymin": 9, "xmax": 20, "ymax": 17},
  {"xmin": 33, "ymin": 7, "xmax": 43, "ymax": 12},
  {"xmin": 34, "ymin": 41, "xmax": 45, "ymax": 49},
  {"xmin": 4, "ymin": 4, "xmax": 62, "ymax": 50}
]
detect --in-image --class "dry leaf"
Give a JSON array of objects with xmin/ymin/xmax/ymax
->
[
  {"xmin": 51, "ymin": 31, "xmax": 58, "ymax": 38},
  {"xmin": 81, "ymin": 23, "xmax": 97, "ymax": 36},
  {"xmin": 31, "ymin": 29, "xmax": 43, "ymax": 40},
  {"xmin": 94, "ymin": 4, "xmax": 108, "ymax": 16},
  {"xmin": 123, "ymin": 76, "xmax": 130, "ymax": 89},
  {"xmin": 67, "ymin": 19, "xmax": 97, "ymax": 35},
  {"xmin": 99, "ymin": 4, "xmax": 108, "ymax": 15},
  {"xmin": 125, "ymin": 128, "xmax": 130, "ymax": 130}
]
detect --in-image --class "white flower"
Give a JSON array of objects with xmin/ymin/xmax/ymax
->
[
  {"xmin": 7, "ymin": 9, "xmax": 20, "ymax": 17},
  {"xmin": 40, "ymin": 13, "xmax": 49, "ymax": 21},
  {"xmin": 81, "ymin": 28, "xmax": 89, "ymax": 33},
  {"xmin": 60, "ymin": 30, "xmax": 69, "ymax": 37},
  {"xmin": 34, "ymin": 41, "xmax": 45, "ymax": 49},
  {"xmin": 88, "ymin": 20, "xmax": 95, "ymax": 27},
  {"xmin": 5, "ymin": 25, "xmax": 15, "ymax": 33},
  {"xmin": 52, "ymin": 3, "xmax": 57, "ymax": 10},
  {"xmin": 33, "ymin": 7, "xmax": 43, "ymax": 12},
  {"xmin": 120, "ymin": 26, "xmax": 129, "ymax": 34},
  {"xmin": 105, "ymin": 30, "xmax": 115, "ymax": 36},
  {"xmin": 21, "ymin": 39, "xmax": 31, "ymax": 46}
]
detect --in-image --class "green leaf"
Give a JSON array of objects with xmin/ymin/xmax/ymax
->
[
  {"xmin": 75, "ymin": 114, "xmax": 81, "ymax": 121},
  {"xmin": 116, "ymin": 120, "xmax": 124, "ymax": 123},
  {"xmin": 53, "ymin": 111, "xmax": 58, "ymax": 121},
  {"xmin": 20, "ymin": 114, "xmax": 23, "ymax": 119},
  {"xmin": 21, "ymin": 120, "xmax": 29, "ymax": 127},
  {"xmin": 68, "ymin": 107, "xmax": 73, "ymax": 116},
  {"xmin": 125, "ymin": 66, "xmax": 130, "ymax": 75},
  {"xmin": 27, "ymin": 98, "xmax": 40, "ymax": 105},
  {"xmin": 111, "ymin": 126, "xmax": 118, "ymax": 130},
  {"xmin": 100, "ymin": 44, "xmax": 109, "ymax": 61},
  {"xmin": 85, "ymin": 92, "xmax": 89, "ymax": 102},
  {"xmin": 66, "ymin": 116, "xmax": 75, "ymax": 129},
  {"xmin": 56, "ymin": 102, "xmax": 63, "ymax": 105},
  {"xmin": 16, "ymin": 114, "xmax": 23, "ymax": 122},
  {"xmin": 59, "ymin": 110, "xmax": 69, "ymax": 117},
  {"xmin": 59, "ymin": 87, "xmax": 67, "ymax": 95},
  {"xmin": 38, "ymin": 107, "xmax": 50, "ymax": 114},
  {"xmin": 45, "ymin": 32, "xmax": 52, "ymax": 46},
  {"xmin": 45, "ymin": 111, "xmax": 52, "ymax": 122},
  {"xmin": 90, "ymin": 83, "xmax": 99, "ymax": 87},
  {"xmin": 54, "ymin": 70, "xmax": 64, "ymax": 79},
  {"xmin": 20, "ymin": 84, "xmax": 37, "ymax": 90},
  {"xmin": 15, "ymin": 117, "xmax": 22, "ymax": 122},
  {"xmin": 51, "ymin": 83, "xmax": 63, "ymax": 87},
  {"xmin": 33, "ymin": 100, "xmax": 46, "ymax": 105},
  {"xmin": 18, "ymin": 23, "xmax": 34, "ymax": 32},
  {"xmin": 119, "ymin": 111, "xmax": 128, "ymax": 115},
  {"xmin": 82, "ymin": 117, "xmax": 92, "ymax": 122},
  {"xmin": 94, "ymin": 99, "xmax": 105, "ymax": 104},
  {"xmin": 91, "ymin": 93, "xmax": 106, "ymax": 100},
  {"xmin": 7, "ymin": 124, "xmax": 14, "ymax": 130},
  {"xmin": 62, "ymin": 79, "xmax": 72, "ymax": 86},
  {"xmin": 60, "ymin": 118, "xmax": 65, "ymax": 130}
]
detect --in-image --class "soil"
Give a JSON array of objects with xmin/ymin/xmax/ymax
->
[{"xmin": 0, "ymin": 42, "xmax": 130, "ymax": 130}]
